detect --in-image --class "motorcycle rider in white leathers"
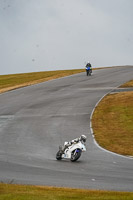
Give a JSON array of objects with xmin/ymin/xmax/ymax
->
[{"xmin": 61, "ymin": 135, "xmax": 87, "ymax": 154}]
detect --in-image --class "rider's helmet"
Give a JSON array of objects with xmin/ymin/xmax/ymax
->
[{"xmin": 80, "ymin": 135, "xmax": 87, "ymax": 143}]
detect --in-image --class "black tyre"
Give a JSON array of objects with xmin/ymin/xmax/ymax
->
[
  {"xmin": 87, "ymin": 71, "xmax": 89, "ymax": 76},
  {"xmin": 88, "ymin": 70, "xmax": 92, "ymax": 76},
  {"xmin": 70, "ymin": 149, "xmax": 81, "ymax": 162},
  {"xmin": 56, "ymin": 150, "xmax": 62, "ymax": 160}
]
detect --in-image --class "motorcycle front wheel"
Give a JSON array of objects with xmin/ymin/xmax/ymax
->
[{"xmin": 71, "ymin": 149, "xmax": 81, "ymax": 162}]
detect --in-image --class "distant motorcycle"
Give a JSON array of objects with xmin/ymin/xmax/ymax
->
[
  {"xmin": 86, "ymin": 67, "xmax": 92, "ymax": 76},
  {"xmin": 56, "ymin": 141, "xmax": 86, "ymax": 162}
]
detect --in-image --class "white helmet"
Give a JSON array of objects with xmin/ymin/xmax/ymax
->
[{"xmin": 80, "ymin": 135, "xmax": 87, "ymax": 142}]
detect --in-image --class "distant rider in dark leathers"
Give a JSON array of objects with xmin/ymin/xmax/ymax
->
[{"xmin": 85, "ymin": 62, "xmax": 92, "ymax": 76}]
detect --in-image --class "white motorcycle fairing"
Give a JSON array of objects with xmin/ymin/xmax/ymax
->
[{"xmin": 62, "ymin": 141, "xmax": 86, "ymax": 159}]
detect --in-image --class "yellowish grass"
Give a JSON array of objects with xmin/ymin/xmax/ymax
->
[
  {"xmin": 0, "ymin": 68, "xmax": 105, "ymax": 94},
  {"xmin": 0, "ymin": 69, "xmax": 85, "ymax": 93},
  {"xmin": 120, "ymin": 80, "xmax": 133, "ymax": 87},
  {"xmin": 0, "ymin": 183, "xmax": 133, "ymax": 200},
  {"xmin": 92, "ymin": 91, "xmax": 133, "ymax": 156}
]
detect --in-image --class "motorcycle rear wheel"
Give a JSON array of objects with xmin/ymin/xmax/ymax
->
[{"xmin": 56, "ymin": 150, "xmax": 62, "ymax": 160}]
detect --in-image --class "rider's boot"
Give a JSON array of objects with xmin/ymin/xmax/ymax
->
[{"xmin": 59, "ymin": 146, "xmax": 64, "ymax": 155}]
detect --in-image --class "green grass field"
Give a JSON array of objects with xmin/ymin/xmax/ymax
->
[{"xmin": 0, "ymin": 184, "xmax": 133, "ymax": 200}]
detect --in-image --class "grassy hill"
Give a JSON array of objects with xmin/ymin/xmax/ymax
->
[{"xmin": 0, "ymin": 69, "xmax": 84, "ymax": 93}]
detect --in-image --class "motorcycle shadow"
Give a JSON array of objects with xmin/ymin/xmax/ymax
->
[{"xmin": 55, "ymin": 159, "xmax": 86, "ymax": 164}]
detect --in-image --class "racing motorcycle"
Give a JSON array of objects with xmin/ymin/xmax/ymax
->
[
  {"xmin": 56, "ymin": 141, "xmax": 86, "ymax": 162},
  {"xmin": 86, "ymin": 67, "xmax": 92, "ymax": 76}
]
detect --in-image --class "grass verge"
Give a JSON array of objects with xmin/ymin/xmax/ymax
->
[
  {"xmin": 92, "ymin": 91, "xmax": 133, "ymax": 156},
  {"xmin": 0, "ymin": 183, "xmax": 133, "ymax": 200},
  {"xmin": 0, "ymin": 69, "xmax": 85, "ymax": 94},
  {"xmin": 120, "ymin": 80, "xmax": 133, "ymax": 87}
]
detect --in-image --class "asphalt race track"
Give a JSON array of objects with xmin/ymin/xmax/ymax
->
[{"xmin": 0, "ymin": 66, "xmax": 133, "ymax": 191}]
